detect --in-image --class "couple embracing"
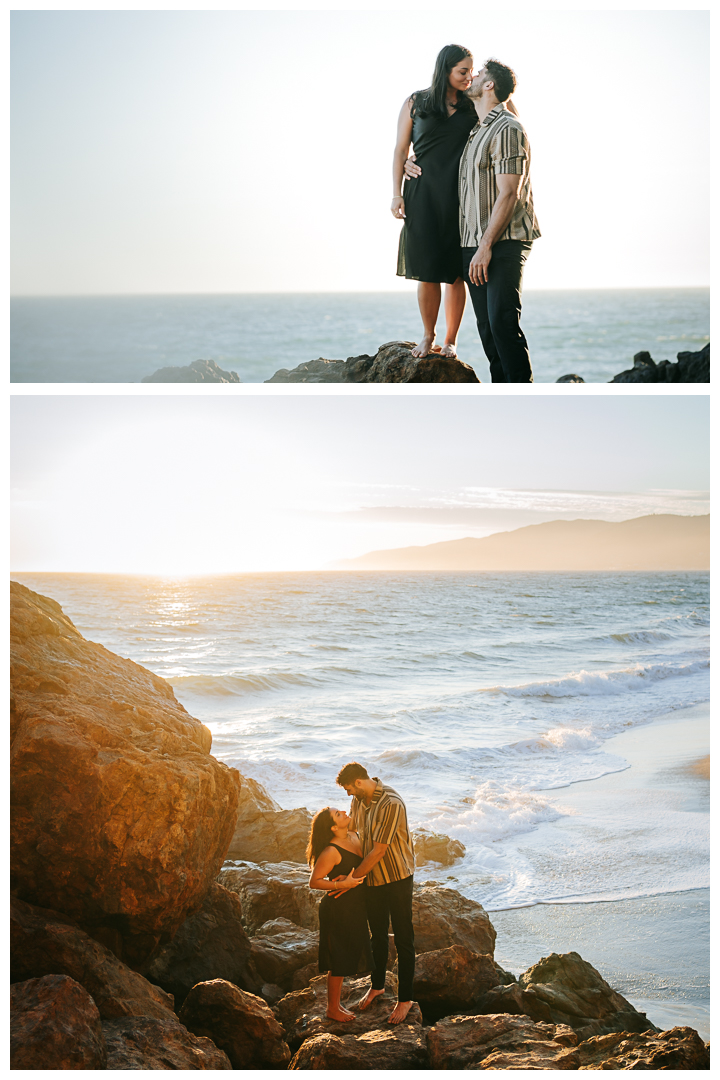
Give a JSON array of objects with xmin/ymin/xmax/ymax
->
[
  {"xmin": 392, "ymin": 45, "xmax": 540, "ymax": 383},
  {"xmin": 306, "ymin": 762, "xmax": 415, "ymax": 1024}
]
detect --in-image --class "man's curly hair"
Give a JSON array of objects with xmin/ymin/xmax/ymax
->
[{"xmin": 484, "ymin": 58, "xmax": 517, "ymax": 103}]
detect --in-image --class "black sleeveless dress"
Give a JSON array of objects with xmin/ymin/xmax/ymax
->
[
  {"xmin": 397, "ymin": 102, "xmax": 478, "ymax": 284},
  {"xmin": 317, "ymin": 844, "xmax": 374, "ymax": 978}
]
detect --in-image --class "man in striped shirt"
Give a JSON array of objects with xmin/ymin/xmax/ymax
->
[
  {"xmin": 459, "ymin": 59, "xmax": 540, "ymax": 381},
  {"xmin": 336, "ymin": 761, "xmax": 415, "ymax": 1023}
]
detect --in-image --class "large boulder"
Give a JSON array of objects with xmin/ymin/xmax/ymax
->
[
  {"xmin": 226, "ymin": 774, "xmax": 312, "ymax": 863},
  {"xmin": 412, "ymin": 828, "xmax": 466, "ymax": 866},
  {"xmin": 141, "ymin": 883, "xmax": 259, "ymax": 1006},
  {"xmin": 141, "ymin": 358, "xmax": 241, "ymax": 382},
  {"xmin": 574, "ymin": 1026, "xmax": 710, "ymax": 1070},
  {"xmin": 219, "ymin": 861, "xmax": 321, "ymax": 933},
  {"xmin": 10, "ymin": 582, "xmax": 240, "ymax": 966},
  {"xmin": 426, "ymin": 1012, "xmax": 579, "ymax": 1070},
  {"xmin": 250, "ymin": 918, "xmax": 319, "ymax": 989},
  {"xmin": 412, "ymin": 944, "xmax": 507, "ymax": 1024},
  {"xmin": 103, "ymin": 1015, "xmax": 232, "ymax": 1068},
  {"xmin": 413, "ymin": 885, "xmax": 496, "ymax": 957},
  {"xmin": 11, "ymin": 974, "xmax": 108, "ymax": 1070},
  {"xmin": 275, "ymin": 971, "xmax": 423, "ymax": 1051},
  {"xmin": 517, "ymin": 951, "xmax": 657, "ymax": 1039},
  {"xmin": 266, "ymin": 341, "xmax": 480, "ymax": 383},
  {"xmin": 609, "ymin": 343, "xmax": 709, "ymax": 383},
  {"xmin": 10, "ymin": 898, "xmax": 175, "ymax": 1021},
  {"xmin": 178, "ymin": 978, "xmax": 291, "ymax": 1069},
  {"xmin": 289, "ymin": 1025, "xmax": 428, "ymax": 1069}
]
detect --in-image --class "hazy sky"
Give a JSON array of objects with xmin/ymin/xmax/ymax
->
[
  {"xmin": 11, "ymin": 394, "xmax": 709, "ymax": 573},
  {"xmin": 11, "ymin": 8, "xmax": 709, "ymax": 294}
]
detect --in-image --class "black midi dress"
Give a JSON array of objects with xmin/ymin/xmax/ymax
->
[
  {"xmin": 317, "ymin": 844, "xmax": 374, "ymax": 978},
  {"xmin": 397, "ymin": 103, "xmax": 478, "ymax": 284}
]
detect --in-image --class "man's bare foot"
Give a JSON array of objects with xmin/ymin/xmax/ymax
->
[
  {"xmin": 358, "ymin": 987, "xmax": 385, "ymax": 1010},
  {"xmin": 440, "ymin": 343, "xmax": 458, "ymax": 358},
  {"xmin": 388, "ymin": 1000, "xmax": 413, "ymax": 1024},
  {"xmin": 411, "ymin": 334, "xmax": 436, "ymax": 358},
  {"xmin": 326, "ymin": 1006, "xmax": 356, "ymax": 1022}
]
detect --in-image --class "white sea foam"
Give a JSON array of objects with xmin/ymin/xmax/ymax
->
[{"xmin": 482, "ymin": 657, "xmax": 709, "ymax": 700}]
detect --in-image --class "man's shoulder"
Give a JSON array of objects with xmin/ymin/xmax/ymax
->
[
  {"xmin": 377, "ymin": 784, "xmax": 406, "ymax": 808},
  {"xmin": 493, "ymin": 110, "xmax": 529, "ymax": 139}
]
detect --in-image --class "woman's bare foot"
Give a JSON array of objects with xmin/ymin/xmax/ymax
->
[
  {"xmin": 358, "ymin": 987, "xmax": 385, "ymax": 1010},
  {"xmin": 440, "ymin": 343, "xmax": 458, "ymax": 358},
  {"xmin": 388, "ymin": 1000, "xmax": 413, "ymax": 1024},
  {"xmin": 411, "ymin": 334, "xmax": 436, "ymax": 358},
  {"xmin": 326, "ymin": 1006, "xmax": 356, "ymax": 1022}
]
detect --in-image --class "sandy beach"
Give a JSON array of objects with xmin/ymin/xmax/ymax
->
[{"xmin": 491, "ymin": 703, "xmax": 709, "ymax": 1038}]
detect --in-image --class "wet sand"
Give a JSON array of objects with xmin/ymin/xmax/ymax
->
[{"xmin": 491, "ymin": 703, "xmax": 709, "ymax": 1039}]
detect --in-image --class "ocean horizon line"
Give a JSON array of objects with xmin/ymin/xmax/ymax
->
[{"xmin": 10, "ymin": 285, "xmax": 710, "ymax": 300}]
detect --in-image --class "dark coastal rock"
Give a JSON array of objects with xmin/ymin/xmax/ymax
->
[
  {"xmin": 178, "ymin": 978, "xmax": 292, "ymax": 1069},
  {"xmin": 141, "ymin": 358, "xmax": 241, "ymax": 383},
  {"xmin": 556, "ymin": 373, "xmax": 585, "ymax": 382},
  {"xmin": 10, "ymin": 581, "xmax": 239, "ymax": 967},
  {"xmin": 141, "ymin": 883, "xmax": 260, "ymax": 1006},
  {"xmin": 574, "ymin": 1026, "xmax": 710, "ymax": 1070},
  {"xmin": 412, "ymin": 944, "xmax": 507, "ymax": 1024},
  {"xmin": 516, "ymin": 951, "xmax": 657, "ymax": 1039},
  {"xmin": 250, "ymin": 918, "xmax": 320, "ymax": 988},
  {"xmin": 413, "ymin": 885, "xmax": 496, "ymax": 957},
  {"xmin": 289, "ymin": 1024, "xmax": 428, "ymax": 1069},
  {"xmin": 413, "ymin": 827, "xmax": 466, "ymax": 866},
  {"xmin": 427, "ymin": 1012, "xmax": 579, "ymax": 1069},
  {"xmin": 103, "ymin": 1015, "xmax": 232, "ymax": 1069},
  {"xmin": 226, "ymin": 774, "xmax": 312, "ymax": 863},
  {"xmin": 275, "ymin": 971, "xmax": 422, "ymax": 1051},
  {"xmin": 266, "ymin": 340, "xmax": 480, "ymax": 383},
  {"xmin": 219, "ymin": 861, "xmax": 321, "ymax": 934},
  {"xmin": 11, "ymin": 974, "xmax": 108, "ymax": 1070},
  {"xmin": 10, "ymin": 898, "xmax": 176, "ymax": 1021},
  {"xmin": 292, "ymin": 960, "xmax": 320, "ymax": 991},
  {"xmin": 609, "ymin": 342, "xmax": 709, "ymax": 383}
]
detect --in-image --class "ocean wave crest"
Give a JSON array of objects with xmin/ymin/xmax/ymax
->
[
  {"xmin": 170, "ymin": 671, "xmax": 315, "ymax": 697},
  {"xmin": 481, "ymin": 658, "xmax": 709, "ymax": 700},
  {"xmin": 610, "ymin": 630, "xmax": 674, "ymax": 644},
  {"xmin": 425, "ymin": 781, "xmax": 564, "ymax": 844}
]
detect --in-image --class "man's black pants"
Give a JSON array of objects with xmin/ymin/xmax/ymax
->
[
  {"xmin": 366, "ymin": 875, "xmax": 415, "ymax": 1001},
  {"xmin": 462, "ymin": 240, "xmax": 533, "ymax": 383}
]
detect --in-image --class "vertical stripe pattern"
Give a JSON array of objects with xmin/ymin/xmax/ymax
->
[
  {"xmin": 459, "ymin": 103, "xmax": 541, "ymax": 246},
  {"xmin": 351, "ymin": 778, "xmax": 415, "ymax": 886}
]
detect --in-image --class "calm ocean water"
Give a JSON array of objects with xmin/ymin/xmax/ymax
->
[
  {"xmin": 10, "ymin": 289, "xmax": 709, "ymax": 383},
  {"xmin": 13, "ymin": 570, "xmax": 708, "ymax": 916}
]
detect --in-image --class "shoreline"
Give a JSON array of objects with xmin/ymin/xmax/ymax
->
[{"xmin": 489, "ymin": 704, "xmax": 709, "ymax": 1038}]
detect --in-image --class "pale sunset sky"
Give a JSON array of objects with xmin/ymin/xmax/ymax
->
[
  {"xmin": 11, "ymin": 395, "xmax": 709, "ymax": 574},
  {"xmin": 11, "ymin": 7, "xmax": 709, "ymax": 295}
]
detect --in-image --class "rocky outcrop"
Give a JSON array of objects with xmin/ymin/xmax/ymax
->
[
  {"xmin": 219, "ymin": 861, "xmax": 321, "ymax": 934},
  {"xmin": 140, "ymin": 883, "xmax": 259, "ymax": 1006},
  {"xmin": 178, "ymin": 979, "xmax": 292, "ymax": 1069},
  {"xmin": 103, "ymin": 1015, "xmax": 232, "ymax": 1069},
  {"xmin": 141, "ymin": 358, "xmax": 240, "ymax": 383},
  {"xmin": 226, "ymin": 775, "xmax": 312, "ymax": 863},
  {"xmin": 556, "ymin": 373, "xmax": 585, "ymax": 382},
  {"xmin": 413, "ymin": 828, "xmax": 466, "ymax": 866},
  {"xmin": 573, "ymin": 1026, "xmax": 710, "ymax": 1070},
  {"xmin": 10, "ymin": 898, "xmax": 176, "ymax": 1021},
  {"xmin": 609, "ymin": 343, "xmax": 709, "ymax": 382},
  {"xmin": 11, "ymin": 974, "xmax": 108, "ymax": 1070},
  {"xmin": 413, "ymin": 885, "xmax": 496, "ymax": 956},
  {"xmin": 10, "ymin": 581, "xmax": 239, "ymax": 966},
  {"xmin": 514, "ymin": 951, "xmax": 657, "ymax": 1039},
  {"xmin": 250, "ymin": 918, "xmax": 319, "ymax": 989},
  {"xmin": 289, "ymin": 1024, "xmax": 428, "ymax": 1069},
  {"xmin": 275, "ymin": 972, "xmax": 422, "ymax": 1051},
  {"xmin": 266, "ymin": 341, "xmax": 480, "ymax": 383},
  {"xmin": 412, "ymin": 944, "xmax": 507, "ymax": 1024},
  {"xmin": 426, "ymin": 1012, "xmax": 580, "ymax": 1069}
]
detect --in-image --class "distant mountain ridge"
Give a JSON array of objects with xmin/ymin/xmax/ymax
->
[{"xmin": 329, "ymin": 514, "xmax": 709, "ymax": 572}]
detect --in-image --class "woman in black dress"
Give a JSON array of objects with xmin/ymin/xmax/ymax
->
[{"xmin": 307, "ymin": 807, "xmax": 373, "ymax": 1021}]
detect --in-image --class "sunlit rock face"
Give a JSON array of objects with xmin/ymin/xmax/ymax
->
[
  {"xmin": 10, "ymin": 581, "xmax": 240, "ymax": 967},
  {"xmin": 266, "ymin": 341, "xmax": 480, "ymax": 382}
]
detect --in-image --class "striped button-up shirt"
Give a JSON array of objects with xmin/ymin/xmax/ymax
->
[
  {"xmin": 351, "ymin": 778, "xmax": 415, "ymax": 886},
  {"xmin": 458, "ymin": 102, "xmax": 541, "ymax": 247}
]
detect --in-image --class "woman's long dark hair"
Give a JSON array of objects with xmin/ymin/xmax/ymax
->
[
  {"xmin": 306, "ymin": 807, "xmax": 335, "ymax": 866},
  {"xmin": 411, "ymin": 44, "xmax": 474, "ymax": 120}
]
